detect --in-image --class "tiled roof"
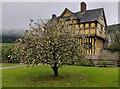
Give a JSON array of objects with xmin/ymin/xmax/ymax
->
[
  {"xmin": 73, "ymin": 8, "xmax": 103, "ymax": 23},
  {"xmin": 51, "ymin": 8, "xmax": 106, "ymax": 26}
]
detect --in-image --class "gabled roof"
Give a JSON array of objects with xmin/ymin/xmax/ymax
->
[
  {"xmin": 74, "ymin": 8, "xmax": 103, "ymax": 22},
  {"xmin": 60, "ymin": 8, "xmax": 74, "ymax": 18},
  {"xmin": 52, "ymin": 8, "xmax": 107, "ymax": 26}
]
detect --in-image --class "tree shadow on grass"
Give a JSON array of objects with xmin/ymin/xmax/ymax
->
[{"xmin": 27, "ymin": 73, "xmax": 87, "ymax": 87}]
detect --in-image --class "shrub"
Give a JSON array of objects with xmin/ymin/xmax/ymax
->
[{"xmin": 79, "ymin": 59, "xmax": 94, "ymax": 67}]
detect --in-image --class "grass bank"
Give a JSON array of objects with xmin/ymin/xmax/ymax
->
[{"xmin": 2, "ymin": 65, "xmax": 118, "ymax": 87}]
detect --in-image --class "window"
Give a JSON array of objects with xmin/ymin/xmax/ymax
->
[
  {"xmin": 65, "ymin": 16, "xmax": 70, "ymax": 21},
  {"xmin": 84, "ymin": 38, "xmax": 89, "ymax": 49},
  {"xmin": 89, "ymin": 43, "xmax": 92, "ymax": 49},
  {"xmin": 89, "ymin": 38, "xmax": 92, "ymax": 55}
]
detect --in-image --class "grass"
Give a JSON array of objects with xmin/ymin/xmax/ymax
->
[
  {"xmin": 0, "ymin": 63, "xmax": 1, "ymax": 66},
  {"xmin": 1, "ymin": 43, "xmax": 15, "ymax": 47},
  {"xmin": 0, "ymin": 43, "xmax": 14, "ymax": 53},
  {"xmin": 0, "ymin": 43, "xmax": 16, "ymax": 88},
  {"xmin": 0, "ymin": 69, "xmax": 1, "ymax": 88},
  {"xmin": 0, "ymin": 43, "xmax": 14, "ymax": 51},
  {"xmin": 2, "ymin": 65, "xmax": 118, "ymax": 87},
  {"xmin": 0, "ymin": 43, "xmax": 119, "ymax": 87},
  {"xmin": 1, "ymin": 63, "xmax": 21, "ymax": 67}
]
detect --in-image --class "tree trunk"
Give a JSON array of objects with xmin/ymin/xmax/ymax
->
[{"xmin": 52, "ymin": 63, "xmax": 58, "ymax": 77}]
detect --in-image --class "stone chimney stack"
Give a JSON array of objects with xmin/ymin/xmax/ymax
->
[{"xmin": 81, "ymin": 2, "xmax": 87, "ymax": 13}]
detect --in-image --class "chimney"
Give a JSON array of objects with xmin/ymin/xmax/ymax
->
[
  {"xmin": 81, "ymin": 2, "xmax": 87, "ymax": 13},
  {"xmin": 52, "ymin": 14, "xmax": 56, "ymax": 18}
]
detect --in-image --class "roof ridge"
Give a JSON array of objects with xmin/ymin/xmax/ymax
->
[
  {"xmin": 64, "ymin": 8, "xmax": 73, "ymax": 13},
  {"xmin": 73, "ymin": 8, "xmax": 103, "ymax": 14}
]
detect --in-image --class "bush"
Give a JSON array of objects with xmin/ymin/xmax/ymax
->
[
  {"xmin": 79, "ymin": 59, "xmax": 94, "ymax": 67},
  {"xmin": 108, "ymin": 43, "xmax": 120, "ymax": 51},
  {"xmin": 2, "ymin": 45, "xmax": 11, "ymax": 63}
]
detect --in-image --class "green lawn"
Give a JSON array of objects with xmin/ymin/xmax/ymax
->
[
  {"xmin": 0, "ymin": 69, "xmax": 1, "ymax": 88},
  {"xmin": 1, "ymin": 43, "xmax": 14, "ymax": 53},
  {"xmin": 1, "ymin": 63, "xmax": 21, "ymax": 67},
  {"xmin": 1, "ymin": 43, "xmax": 14, "ymax": 51},
  {"xmin": 1, "ymin": 43, "xmax": 15, "ymax": 47},
  {"xmin": 2, "ymin": 65, "xmax": 118, "ymax": 87}
]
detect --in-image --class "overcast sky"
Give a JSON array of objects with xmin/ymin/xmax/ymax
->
[{"xmin": 1, "ymin": 2, "xmax": 119, "ymax": 30}]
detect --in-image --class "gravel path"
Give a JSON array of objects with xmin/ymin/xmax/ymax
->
[{"xmin": 0, "ymin": 65, "xmax": 24, "ymax": 70}]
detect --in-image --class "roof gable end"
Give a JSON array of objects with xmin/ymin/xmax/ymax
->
[{"xmin": 59, "ymin": 8, "xmax": 75, "ymax": 18}]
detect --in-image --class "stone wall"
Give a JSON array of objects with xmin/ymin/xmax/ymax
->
[
  {"xmin": 100, "ymin": 49, "xmax": 119, "ymax": 61},
  {"xmin": 85, "ymin": 49, "xmax": 120, "ymax": 66}
]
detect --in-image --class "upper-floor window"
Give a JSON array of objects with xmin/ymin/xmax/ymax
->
[{"xmin": 64, "ymin": 16, "xmax": 70, "ymax": 21}]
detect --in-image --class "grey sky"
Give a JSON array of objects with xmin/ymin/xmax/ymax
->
[
  {"xmin": 118, "ymin": 1, "xmax": 120, "ymax": 23},
  {"xmin": 2, "ymin": 2, "xmax": 119, "ymax": 30},
  {"xmin": 0, "ymin": 2, "xmax": 1, "ymax": 36}
]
